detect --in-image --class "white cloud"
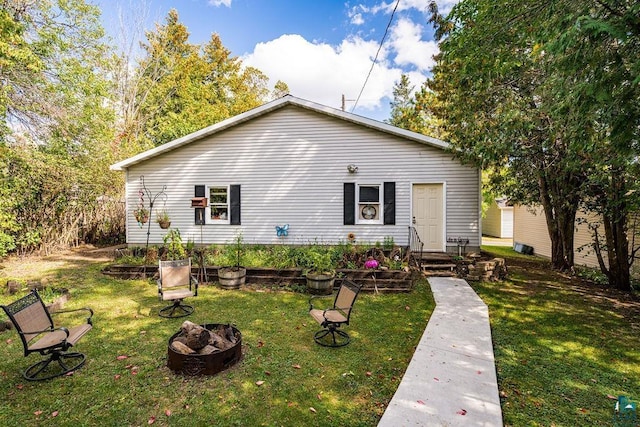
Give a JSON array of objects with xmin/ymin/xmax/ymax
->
[
  {"xmin": 241, "ymin": 0, "xmax": 458, "ymax": 119},
  {"xmin": 347, "ymin": 5, "xmax": 368, "ymax": 25},
  {"xmin": 368, "ymin": 0, "xmax": 457, "ymax": 15},
  {"xmin": 242, "ymin": 34, "xmax": 404, "ymax": 113},
  {"xmin": 350, "ymin": 13, "xmax": 364, "ymax": 25},
  {"xmin": 389, "ymin": 18, "xmax": 438, "ymax": 71},
  {"xmin": 208, "ymin": 0, "xmax": 231, "ymax": 7}
]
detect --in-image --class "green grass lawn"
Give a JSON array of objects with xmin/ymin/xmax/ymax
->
[
  {"xmin": 0, "ymin": 257, "xmax": 433, "ymax": 426},
  {"xmin": 478, "ymin": 246, "xmax": 640, "ymax": 426},
  {"xmin": 0, "ymin": 248, "xmax": 638, "ymax": 426}
]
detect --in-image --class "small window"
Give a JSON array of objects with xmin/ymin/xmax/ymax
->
[
  {"xmin": 357, "ymin": 184, "xmax": 381, "ymax": 224},
  {"xmin": 208, "ymin": 186, "xmax": 229, "ymax": 222}
]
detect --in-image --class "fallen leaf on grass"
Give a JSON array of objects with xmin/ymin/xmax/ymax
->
[
  {"xmin": 607, "ymin": 395, "xmax": 618, "ymax": 400},
  {"xmin": 292, "ymin": 364, "xmax": 301, "ymax": 369},
  {"xmin": 16, "ymin": 384, "xmax": 23, "ymax": 390},
  {"xmin": 65, "ymin": 371, "xmax": 74, "ymax": 376},
  {"xmin": 256, "ymin": 380, "xmax": 265, "ymax": 386},
  {"xmin": 366, "ymin": 371, "xmax": 372, "ymax": 377},
  {"xmin": 114, "ymin": 374, "xmax": 121, "ymax": 380},
  {"xmin": 6, "ymin": 339, "xmax": 12, "ymax": 344},
  {"xmin": 148, "ymin": 416, "xmax": 156, "ymax": 424},
  {"xmin": 51, "ymin": 411, "xmax": 59, "ymax": 417},
  {"xmin": 34, "ymin": 410, "xmax": 43, "ymax": 416},
  {"xmin": 405, "ymin": 305, "xmax": 410, "ymax": 310},
  {"xmin": 164, "ymin": 409, "xmax": 172, "ymax": 417},
  {"xmin": 264, "ymin": 371, "xmax": 271, "ymax": 376},
  {"xmin": 309, "ymin": 407, "xmax": 317, "ymax": 413},
  {"xmin": 116, "ymin": 355, "xmax": 128, "ymax": 360}
]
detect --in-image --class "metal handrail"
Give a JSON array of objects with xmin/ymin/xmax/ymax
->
[{"xmin": 408, "ymin": 226, "xmax": 424, "ymax": 268}]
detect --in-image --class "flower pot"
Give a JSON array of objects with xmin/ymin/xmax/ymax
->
[
  {"xmin": 306, "ymin": 272, "xmax": 335, "ymax": 295},
  {"xmin": 135, "ymin": 214, "xmax": 149, "ymax": 224},
  {"xmin": 218, "ymin": 267, "xmax": 246, "ymax": 290},
  {"xmin": 158, "ymin": 220, "xmax": 171, "ymax": 229}
]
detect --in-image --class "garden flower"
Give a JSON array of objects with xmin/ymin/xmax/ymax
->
[{"xmin": 364, "ymin": 258, "xmax": 379, "ymax": 269}]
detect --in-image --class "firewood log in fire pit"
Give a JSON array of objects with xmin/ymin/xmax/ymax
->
[
  {"xmin": 170, "ymin": 321, "xmax": 239, "ymax": 355},
  {"xmin": 181, "ymin": 321, "xmax": 210, "ymax": 350}
]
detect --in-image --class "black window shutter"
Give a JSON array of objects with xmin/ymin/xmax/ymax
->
[
  {"xmin": 230, "ymin": 185, "xmax": 241, "ymax": 225},
  {"xmin": 344, "ymin": 183, "xmax": 355, "ymax": 225},
  {"xmin": 195, "ymin": 185, "xmax": 205, "ymax": 225},
  {"xmin": 383, "ymin": 182, "xmax": 395, "ymax": 225}
]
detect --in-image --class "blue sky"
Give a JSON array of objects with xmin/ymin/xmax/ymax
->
[{"xmin": 95, "ymin": 0, "xmax": 458, "ymax": 121}]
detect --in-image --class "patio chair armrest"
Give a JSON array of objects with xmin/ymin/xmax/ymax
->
[
  {"xmin": 190, "ymin": 275, "xmax": 199, "ymax": 296},
  {"xmin": 308, "ymin": 294, "xmax": 333, "ymax": 311},
  {"xmin": 52, "ymin": 307, "xmax": 94, "ymax": 325},
  {"xmin": 20, "ymin": 326, "xmax": 70, "ymax": 339}
]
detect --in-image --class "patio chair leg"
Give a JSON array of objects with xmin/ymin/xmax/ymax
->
[
  {"xmin": 159, "ymin": 300, "xmax": 194, "ymax": 318},
  {"xmin": 24, "ymin": 352, "xmax": 86, "ymax": 381},
  {"xmin": 314, "ymin": 327, "xmax": 351, "ymax": 347}
]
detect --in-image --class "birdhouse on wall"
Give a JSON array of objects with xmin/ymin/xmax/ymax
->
[{"xmin": 191, "ymin": 197, "xmax": 208, "ymax": 208}]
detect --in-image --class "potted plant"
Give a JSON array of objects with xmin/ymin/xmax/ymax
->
[
  {"xmin": 305, "ymin": 248, "xmax": 335, "ymax": 295},
  {"xmin": 134, "ymin": 206, "xmax": 149, "ymax": 225},
  {"xmin": 156, "ymin": 209, "xmax": 171, "ymax": 229},
  {"xmin": 218, "ymin": 232, "xmax": 246, "ymax": 290}
]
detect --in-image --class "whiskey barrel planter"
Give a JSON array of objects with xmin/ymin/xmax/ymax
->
[
  {"xmin": 305, "ymin": 272, "xmax": 335, "ymax": 295},
  {"xmin": 217, "ymin": 267, "xmax": 246, "ymax": 290}
]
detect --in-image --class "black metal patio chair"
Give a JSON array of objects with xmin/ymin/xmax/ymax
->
[
  {"xmin": 157, "ymin": 258, "xmax": 198, "ymax": 318},
  {"xmin": 309, "ymin": 279, "xmax": 362, "ymax": 347},
  {"xmin": 1, "ymin": 289, "xmax": 93, "ymax": 381}
]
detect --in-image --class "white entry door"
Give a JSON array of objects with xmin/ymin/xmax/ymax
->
[{"xmin": 412, "ymin": 184, "xmax": 444, "ymax": 251}]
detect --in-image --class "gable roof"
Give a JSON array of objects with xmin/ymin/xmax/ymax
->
[{"xmin": 110, "ymin": 94, "xmax": 450, "ymax": 171}]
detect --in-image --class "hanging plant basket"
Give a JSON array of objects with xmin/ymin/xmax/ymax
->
[
  {"xmin": 158, "ymin": 220, "xmax": 171, "ymax": 229},
  {"xmin": 134, "ymin": 209, "xmax": 149, "ymax": 225}
]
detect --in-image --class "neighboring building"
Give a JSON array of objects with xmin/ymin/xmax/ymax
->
[
  {"xmin": 482, "ymin": 197, "xmax": 513, "ymax": 238},
  {"xmin": 513, "ymin": 205, "xmax": 613, "ymax": 269},
  {"xmin": 110, "ymin": 95, "xmax": 481, "ymax": 253}
]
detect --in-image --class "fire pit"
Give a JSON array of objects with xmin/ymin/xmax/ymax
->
[{"xmin": 167, "ymin": 322, "xmax": 242, "ymax": 376}]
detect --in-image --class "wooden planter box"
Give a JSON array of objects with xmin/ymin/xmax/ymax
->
[{"xmin": 102, "ymin": 265, "xmax": 415, "ymax": 292}]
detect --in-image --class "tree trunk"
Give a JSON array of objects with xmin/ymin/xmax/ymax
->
[
  {"xmin": 602, "ymin": 210, "xmax": 631, "ymax": 291},
  {"xmin": 540, "ymin": 185, "xmax": 578, "ymax": 271}
]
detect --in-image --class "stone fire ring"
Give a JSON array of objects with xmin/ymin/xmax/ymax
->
[{"xmin": 167, "ymin": 323, "xmax": 242, "ymax": 376}]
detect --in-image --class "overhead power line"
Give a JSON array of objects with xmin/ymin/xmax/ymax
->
[{"xmin": 351, "ymin": 0, "xmax": 400, "ymax": 113}]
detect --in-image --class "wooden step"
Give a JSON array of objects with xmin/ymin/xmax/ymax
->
[{"xmin": 421, "ymin": 263, "xmax": 456, "ymax": 270}]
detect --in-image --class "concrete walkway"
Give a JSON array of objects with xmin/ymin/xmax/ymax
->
[{"xmin": 378, "ymin": 277, "xmax": 503, "ymax": 426}]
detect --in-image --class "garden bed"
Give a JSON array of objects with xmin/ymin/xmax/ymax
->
[{"xmin": 101, "ymin": 265, "xmax": 416, "ymax": 292}]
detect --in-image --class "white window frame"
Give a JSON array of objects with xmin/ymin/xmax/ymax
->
[
  {"xmin": 356, "ymin": 183, "xmax": 383, "ymax": 225},
  {"xmin": 207, "ymin": 185, "xmax": 230, "ymax": 224}
]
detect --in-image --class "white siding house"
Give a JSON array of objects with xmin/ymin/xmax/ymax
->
[
  {"xmin": 111, "ymin": 96, "xmax": 481, "ymax": 253},
  {"xmin": 482, "ymin": 198, "xmax": 513, "ymax": 238}
]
